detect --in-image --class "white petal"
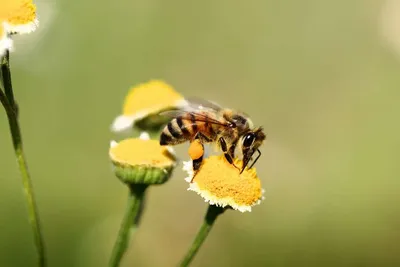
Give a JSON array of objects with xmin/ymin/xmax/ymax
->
[
  {"xmin": 110, "ymin": 115, "xmax": 135, "ymax": 132},
  {"xmin": 139, "ymin": 132, "xmax": 150, "ymax": 140},
  {"xmin": 182, "ymin": 160, "xmax": 194, "ymax": 182},
  {"xmin": 0, "ymin": 34, "xmax": 13, "ymax": 56},
  {"xmin": 110, "ymin": 140, "xmax": 118, "ymax": 148},
  {"xmin": 3, "ymin": 20, "xmax": 39, "ymax": 35}
]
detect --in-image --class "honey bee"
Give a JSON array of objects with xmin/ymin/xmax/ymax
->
[{"xmin": 159, "ymin": 99, "xmax": 266, "ymax": 177}]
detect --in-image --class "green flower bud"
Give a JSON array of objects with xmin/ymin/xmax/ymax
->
[{"xmin": 109, "ymin": 137, "xmax": 176, "ymax": 185}]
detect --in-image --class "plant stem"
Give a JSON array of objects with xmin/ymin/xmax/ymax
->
[
  {"xmin": 109, "ymin": 184, "xmax": 148, "ymax": 267},
  {"xmin": 1, "ymin": 51, "xmax": 16, "ymax": 109},
  {"xmin": 0, "ymin": 54, "xmax": 46, "ymax": 266},
  {"xmin": 179, "ymin": 205, "xmax": 225, "ymax": 267}
]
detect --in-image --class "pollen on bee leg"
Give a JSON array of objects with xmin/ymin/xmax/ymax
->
[{"xmin": 188, "ymin": 139, "xmax": 204, "ymax": 160}]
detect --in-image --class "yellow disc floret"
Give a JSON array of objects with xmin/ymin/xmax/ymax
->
[
  {"xmin": 123, "ymin": 80, "xmax": 184, "ymax": 116},
  {"xmin": 110, "ymin": 138, "xmax": 175, "ymax": 168},
  {"xmin": 184, "ymin": 155, "xmax": 264, "ymax": 212},
  {"xmin": 110, "ymin": 138, "xmax": 176, "ymax": 185},
  {"xmin": 1, "ymin": 0, "xmax": 36, "ymax": 25}
]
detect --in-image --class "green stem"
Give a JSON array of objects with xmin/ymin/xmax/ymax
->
[
  {"xmin": 0, "ymin": 55, "xmax": 46, "ymax": 267},
  {"xmin": 179, "ymin": 205, "xmax": 225, "ymax": 267},
  {"xmin": 1, "ymin": 51, "xmax": 16, "ymax": 109},
  {"xmin": 109, "ymin": 184, "xmax": 148, "ymax": 267}
]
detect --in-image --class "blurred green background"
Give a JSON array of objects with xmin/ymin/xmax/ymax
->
[{"xmin": 1, "ymin": 0, "xmax": 400, "ymax": 266}]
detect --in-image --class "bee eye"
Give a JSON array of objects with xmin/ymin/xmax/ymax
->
[{"xmin": 243, "ymin": 133, "xmax": 255, "ymax": 147}]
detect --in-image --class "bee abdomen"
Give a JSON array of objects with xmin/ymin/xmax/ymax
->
[
  {"xmin": 160, "ymin": 117, "xmax": 191, "ymax": 145},
  {"xmin": 176, "ymin": 117, "xmax": 193, "ymax": 137}
]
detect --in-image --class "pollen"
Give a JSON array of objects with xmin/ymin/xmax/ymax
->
[
  {"xmin": 188, "ymin": 140, "xmax": 204, "ymax": 160},
  {"xmin": 0, "ymin": 0, "xmax": 38, "ymax": 34},
  {"xmin": 123, "ymin": 80, "xmax": 184, "ymax": 116},
  {"xmin": 109, "ymin": 138, "xmax": 176, "ymax": 168},
  {"xmin": 184, "ymin": 155, "xmax": 264, "ymax": 212}
]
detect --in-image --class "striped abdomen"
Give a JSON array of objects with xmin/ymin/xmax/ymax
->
[{"xmin": 159, "ymin": 116, "xmax": 216, "ymax": 145}]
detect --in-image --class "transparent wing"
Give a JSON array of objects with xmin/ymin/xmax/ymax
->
[
  {"xmin": 159, "ymin": 110, "xmax": 232, "ymax": 127},
  {"xmin": 184, "ymin": 97, "xmax": 223, "ymax": 112},
  {"xmin": 159, "ymin": 110, "xmax": 189, "ymax": 118},
  {"xmin": 187, "ymin": 98, "xmax": 251, "ymax": 119}
]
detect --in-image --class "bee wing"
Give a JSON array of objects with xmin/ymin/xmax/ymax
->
[
  {"xmin": 187, "ymin": 98, "xmax": 251, "ymax": 119},
  {"xmin": 159, "ymin": 110, "xmax": 189, "ymax": 118},
  {"xmin": 160, "ymin": 110, "xmax": 232, "ymax": 127},
  {"xmin": 184, "ymin": 97, "xmax": 223, "ymax": 111}
]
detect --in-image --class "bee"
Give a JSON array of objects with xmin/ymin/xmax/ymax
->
[{"xmin": 159, "ymin": 99, "xmax": 266, "ymax": 178}]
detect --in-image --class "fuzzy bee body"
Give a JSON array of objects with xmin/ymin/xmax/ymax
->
[
  {"xmin": 160, "ymin": 116, "xmax": 210, "ymax": 145},
  {"xmin": 159, "ymin": 99, "xmax": 266, "ymax": 177},
  {"xmin": 160, "ymin": 111, "xmax": 240, "ymax": 145}
]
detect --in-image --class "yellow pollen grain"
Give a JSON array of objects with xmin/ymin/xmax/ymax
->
[
  {"xmin": 123, "ymin": 80, "xmax": 184, "ymax": 116},
  {"xmin": 193, "ymin": 155, "xmax": 262, "ymax": 206},
  {"xmin": 0, "ymin": 0, "xmax": 36, "ymax": 25},
  {"xmin": 188, "ymin": 140, "xmax": 203, "ymax": 160},
  {"xmin": 110, "ymin": 139, "xmax": 175, "ymax": 167}
]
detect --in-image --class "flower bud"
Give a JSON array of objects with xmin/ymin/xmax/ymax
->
[{"xmin": 110, "ymin": 137, "xmax": 176, "ymax": 185}]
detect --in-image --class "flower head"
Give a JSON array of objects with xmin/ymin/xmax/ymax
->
[
  {"xmin": 1, "ymin": 0, "xmax": 38, "ymax": 34},
  {"xmin": 109, "ymin": 134, "xmax": 176, "ymax": 185},
  {"xmin": 111, "ymin": 80, "xmax": 187, "ymax": 132},
  {"xmin": 0, "ymin": 0, "xmax": 38, "ymax": 55},
  {"xmin": 183, "ymin": 155, "xmax": 264, "ymax": 212}
]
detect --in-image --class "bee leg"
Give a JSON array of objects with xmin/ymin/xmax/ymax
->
[
  {"xmin": 192, "ymin": 155, "xmax": 203, "ymax": 173},
  {"xmin": 228, "ymin": 143, "xmax": 236, "ymax": 159},
  {"xmin": 190, "ymin": 133, "xmax": 206, "ymax": 182},
  {"xmin": 219, "ymin": 137, "xmax": 240, "ymax": 171},
  {"xmin": 228, "ymin": 143, "xmax": 242, "ymax": 171},
  {"xmin": 248, "ymin": 149, "xmax": 261, "ymax": 169}
]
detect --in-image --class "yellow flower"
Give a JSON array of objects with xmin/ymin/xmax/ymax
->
[
  {"xmin": 0, "ymin": 0, "xmax": 38, "ymax": 34},
  {"xmin": 111, "ymin": 80, "xmax": 187, "ymax": 132},
  {"xmin": 109, "ymin": 133, "xmax": 177, "ymax": 185},
  {"xmin": 183, "ymin": 155, "xmax": 264, "ymax": 212},
  {"xmin": 0, "ymin": 0, "xmax": 38, "ymax": 55}
]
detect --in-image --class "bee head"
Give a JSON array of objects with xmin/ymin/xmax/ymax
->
[
  {"xmin": 240, "ymin": 127, "xmax": 266, "ymax": 173},
  {"xmin": 241, "ymin": 127, "xmax": 265, "ymax": 148}
]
